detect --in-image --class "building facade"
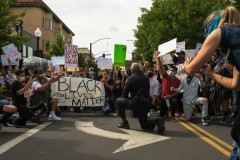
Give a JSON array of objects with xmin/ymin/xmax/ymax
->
[{"xmin": 11, "ymin": 0, "xmax": 75, "ymax": 57}]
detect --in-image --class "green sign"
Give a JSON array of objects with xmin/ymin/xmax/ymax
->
[{"xmin": 114, "ymin": 44, "xmax": 127, "ymax": 67}]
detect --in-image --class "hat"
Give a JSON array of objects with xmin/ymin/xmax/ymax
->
[{"xmin": 14, "ymin": 69, "xmax": 24, "ymax": 76}]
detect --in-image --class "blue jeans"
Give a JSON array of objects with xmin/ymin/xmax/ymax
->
[{"xmin": 229, "ymin": 141, "xmax": 240, "ymax": 160}]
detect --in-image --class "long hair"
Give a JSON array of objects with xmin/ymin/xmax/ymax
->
[{"xmin": 219, "ymin": 6, "xmax": 240, "ymax": 26}]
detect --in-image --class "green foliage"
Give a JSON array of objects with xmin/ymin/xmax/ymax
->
[
  {"xmin": 78, "ymin": 54, "xmax": 95, "ymax": 68},
  {"xmin": 43, "ymin": 53, "xmax": 51, "ymax": 60},
  {"xmin": 134, "ymin": 0, "xmax": 239, "ymax": 64},
  {"xmin": 49, "ymin": 34, "xmax": 65, "ymax": 56},
  {"xmin": 0, "ymin": 0, "xmax": 28, "ymax": 54}
]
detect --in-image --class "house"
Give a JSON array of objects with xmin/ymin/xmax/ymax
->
[{"xmin": 10, "ymin": 0, "xmax": 75, "ymax": 57}]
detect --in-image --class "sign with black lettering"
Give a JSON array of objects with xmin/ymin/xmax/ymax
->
[{"xmin": 51, "ymin": 77, "xmax": 105, "ymax": 106}]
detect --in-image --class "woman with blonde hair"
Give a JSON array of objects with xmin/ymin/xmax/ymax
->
[{"xmin": 184, "ymin": 6, "xmax": 240, "ymax": 160}]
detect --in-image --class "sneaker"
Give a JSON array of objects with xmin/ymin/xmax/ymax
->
[
  {"xmin": 155, "ymin": 118, "xmax": 165, "ymax": 134},
  {"xmin": 171, "ymin": 116, "xmax": 177, "ymax": 122},
  {"xmin": 117, "ymin": 120, "xmax": 130, "ymax": 129},
  {"xmin": 220, "ymin": 116, "xmax": 229, "ymax": 125},
  {"xmin": 48, "ymin": 115, "xmax": 61, "ymax": 121},
  {"xmin": 202, "ymin": 117, "xmax": 208, "ymax": 126}
]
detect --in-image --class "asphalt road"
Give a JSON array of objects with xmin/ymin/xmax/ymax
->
[{"xmin": 0, "ymin": 110, "xmax": 233, "ymax": 160}]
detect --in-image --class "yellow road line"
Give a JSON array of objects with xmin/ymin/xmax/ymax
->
[
  {"xmin": 180, "ymin": 117, "xmax": 233, "ymax": 150},
  {"xmin": 177, "ymin": 119, "xmax": 231, "ymax": 157}
]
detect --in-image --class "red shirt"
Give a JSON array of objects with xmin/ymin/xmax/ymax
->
[{"xmin": 161, "ymin": 72, "xmax": 180, "ymax": 99}]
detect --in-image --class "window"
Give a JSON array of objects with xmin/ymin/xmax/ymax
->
[
  {"xmin": 45, "ymin": 41, "xmax": 51, "ymax": 51},
  {"xmin": 45, "ymin": 19, "xmax": 52, "ymax": 30},
  {"xmin": 54, "ymin": 28, "xmax": 61, "ymax": 35}
]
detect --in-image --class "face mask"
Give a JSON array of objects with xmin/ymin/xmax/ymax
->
[
  {"xmin": 20, "ymin": 76, "xmax": 25, "ymax": 82},
  {"xmin": 168, "ymin": 71, "xmax": 175, "ymax": 77}
]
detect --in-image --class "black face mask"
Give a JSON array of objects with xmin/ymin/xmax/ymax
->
[
  {"xmin": 148, "ymin": 72, "xmax": 153, "ymax": 78},
  {"xmin": 186, "ymin": 75, "xmax": 193, "ymax": 84}
]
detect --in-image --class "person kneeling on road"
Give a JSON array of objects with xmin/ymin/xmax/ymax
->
[
  {"xmin": 116, "ymin": 63, "xmax": 165, "ymax": 134},
  {"xmin": 30, "ymin": 69, "xmax": 63, "ymax": 121}
]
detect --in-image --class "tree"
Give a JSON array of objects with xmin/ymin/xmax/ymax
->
[
  {"xmin": 0, "ymin": 0, "xmax": 28, "ymax": 54},
  {"xmin": 134, "ymin": 0, "xmax": 239, "ymax": 64},
  {"xmin": 49, "ymin": 34, "xmax": 65, "ymax": 56}
]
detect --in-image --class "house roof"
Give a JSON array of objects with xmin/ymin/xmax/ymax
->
[
  {"xmin": 17, "ymin": 0, "xmax": 45, "ymax": 5},
  {"xmin": 14, "ymin": 0, "xmax": 75, "ymax": 36}
]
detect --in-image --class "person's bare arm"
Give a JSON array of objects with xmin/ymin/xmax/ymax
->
[
  {"xmin": 184, "ymin": 29, "xmax": 221, "ymax": 75},
  {"xmin": 156, "ymin": 53, "xmax": 167, "ymax": 76}
]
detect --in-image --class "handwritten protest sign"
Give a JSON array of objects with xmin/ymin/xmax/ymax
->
[
  {"xmin": 176, "ymin": 41, "xmax": 185, "ymax": 52},
  {"xmin": 97, "ymin": 57, "xmax": 112, "ymax": 69},
  {"xmin": 1, "ymin": 43, "xmax": 19, "ymax": 61},
  {"xmin": 1, "ymin": 55, "xmax": 18, "ymax": 66},
  {"xmin": 65, "ymin": 45, "xmax": 78, "ymax": 67},
  {"xmin": 51, "ymin": 77, "xmax": 105, "ymax": 106},
  {"xmin": 51, "ymin": 56, "xmax": 65, "ymax": 66},
  {"xmin": 158, "ymin": 38, "xmax": 177, "ymax": 57}
]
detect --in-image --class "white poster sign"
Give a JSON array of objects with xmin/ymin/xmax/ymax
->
[
  {"xmin": 51, "ymin": 77, "xmax": 105, "ymax": 106},
  {"xmin": 51, "ymin": 56, "xmax": 65, "ymax": 66},
  {"xmin": 65, "ymin": 45, "xmax": 78, "ymax": 67},
  {"xmin": 1, "ymin": 55, "xmax": 18, "ymax": 66},
  {"xmin": 158, "ymin": 38, "xmax": 177, "ymax": 56},
  {"xmin": 185, "ymin": 49, "xmax": 196, "ymax": 58},
  {"xmin": 97, "ymin": 58, "xmax": 113, "ymax": 69},
  {"xmin": 195, "ymin": 43, "xmax": 202, "ymax": 53},
  {"xmin": 176, "ymin": 41, "xmax": 185, "ymax": 52},
  {"xmin": 1, "ymin": 43, "xmax": 20, "ymax": 61}
]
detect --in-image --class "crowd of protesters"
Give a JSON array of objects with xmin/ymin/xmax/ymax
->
[
  {"xmin": 1, "ymin": 5, "xmax": 240, "ymax": 160},
  {"xmin": 0, "ymin": 47, "xmax": 237, "ymax": 129}
]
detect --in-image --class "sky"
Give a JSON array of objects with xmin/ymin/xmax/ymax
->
[{"xmin": 43, "ymin": 0, "xmax": 153, "ymax": 60}]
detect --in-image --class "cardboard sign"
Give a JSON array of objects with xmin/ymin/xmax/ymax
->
[
  {"xmin": 1, "ymin": 43, "xmax": 20, "ymax": 61},
  {"xmin": 176, "ymin": 41, "xmax": 185, "ymax": 52},
  {"xmin": 65, "ymin": 45, "xmax": 78, "ymax": 67},
  {"xmin": 97, "ymin": 57, "xmax": 112, "ymax": 69},
  {"xmin": 51, "ymin": 77, "xmax": 105, "ymax": 106},
  {"xmin": 1, "ymin": 55, "xmax": 18, "ymax": 66},
  {"xmin": 158, "ymin": 38, "xmax": 177, "ymax": 56},
  {"xmin": 114, "ymin": 44, "xmax": 127, "ymax": 67},
  {"xmin": 175, "ymin": 64, "xmax": 186, "ymax": 80}
]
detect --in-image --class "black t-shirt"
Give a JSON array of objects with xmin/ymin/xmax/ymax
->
[
  {"xmin": 10, "ymin": 80, "xmax": 27, "ymax": 106},
  {"xmin": 221, "ymin": 25, "xmax": 240, "ymax": 72},
  {"xmin": 104, "ymin": 78, "xmax": 114, "ymax": 98}
]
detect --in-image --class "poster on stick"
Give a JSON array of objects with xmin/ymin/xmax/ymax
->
[
  {"xmin": 51, "ymin": 77, "xmax": 105, "ymax": 106},
  {"xmin": 1, "ymin": 43, "xmax": 19, "ymax": 61},
  {"xmin": 65, "ymin": 45, "xmax": 78, "ymax": 67},
  {"xmin": 158, "ymin": 38, "xmax": 177, "ymax": 57},
  {"xmin": 51, "ymin": 56, "xmax": 65, "ymax": 66}
]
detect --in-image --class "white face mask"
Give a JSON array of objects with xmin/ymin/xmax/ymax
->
[{"xmin": 20, "ymin": 76, "xmax": 25, "ymax": 82}]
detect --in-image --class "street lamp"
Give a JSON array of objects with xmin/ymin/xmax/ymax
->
[
  {"xmin": 35, "ymin": 28, "xmax": 42, "ymax": 57},
  {"xmin": 90, "ymin": 38, "xmax": 110, "ymax": 59}
]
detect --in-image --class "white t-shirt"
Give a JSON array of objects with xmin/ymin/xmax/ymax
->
[
  {"xmin": 32, "ymin": 78, "xmax": 50, "ymax": 91},
  {"xmin": 178, "ymin": 76, "xmax": 200, "ymax": 104},
  {"xmin": 149, "ymin": 77, "xmax": 159, "ymax": 97}
]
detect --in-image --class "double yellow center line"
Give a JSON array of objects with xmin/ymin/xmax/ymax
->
[{"xmin": 177, "ymin": 117, "xmax": 233, "ymax": 157}]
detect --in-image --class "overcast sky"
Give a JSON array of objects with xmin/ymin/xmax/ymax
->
[{"xmin": 43, "ymin": 0, "xmax": 153, "ymax": 60}]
